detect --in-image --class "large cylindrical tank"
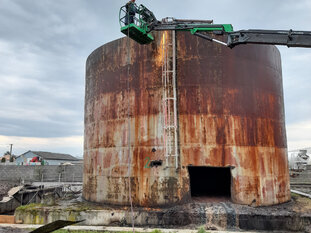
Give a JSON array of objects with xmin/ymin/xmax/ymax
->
[{"xmin": 83, "ymin": 31, "xmax": 290, "ymax": 207}]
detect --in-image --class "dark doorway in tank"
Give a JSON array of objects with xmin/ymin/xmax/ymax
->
[{"xmin": 188, "ymin": 166, "xmax": 231, "ymax": 199}]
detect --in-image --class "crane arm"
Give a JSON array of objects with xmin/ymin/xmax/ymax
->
[
  {"xmin": 119, "ymin": 4, "xmax": 311, "ymax": 49},
  {"xmin": 227, "ymin": 29, "xmax": 311, "ymax": 48}
]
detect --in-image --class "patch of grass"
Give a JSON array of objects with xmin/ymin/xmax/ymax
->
[
  {"xmin": 16, "ymin": 203, "xmax": 46, "ymax": 211},
  {"xmin": 197, "ymin": 227, "xmax": 208, "ymax": 233},
  {"xmin": 150, "ymin": 230, "xmax": 162, "ymax": 233},
  {"xmin": 291, "ymin": 192, "xmax": 299, "ymax": 198},
  {"xmin": 292, "ymin": 192, "xmax": 311, "ymax": 204}
]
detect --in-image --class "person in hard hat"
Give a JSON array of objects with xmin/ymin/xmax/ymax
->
[{"xmin": 125, "ymin": 0, "xmax": 137, "ymax": 25}]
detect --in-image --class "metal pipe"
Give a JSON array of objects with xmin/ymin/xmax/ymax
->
[{"xmin": 172, "ymin": 19, "xmax": 213, "ymax": 24}]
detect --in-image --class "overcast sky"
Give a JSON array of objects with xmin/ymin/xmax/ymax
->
[{"xmin": 0, "ymin": 0, "xmax": 310, "ymax": 157}]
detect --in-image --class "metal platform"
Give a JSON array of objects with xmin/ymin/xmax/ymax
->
[{"xmin": 121, "ymin": 24, "xmax": 154, "ymax": 44}]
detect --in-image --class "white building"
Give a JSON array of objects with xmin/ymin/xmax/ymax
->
[
  {"xmin": 16, "ymin": 151, "xmax": 80, "ymax": 165},
  {"xmin": 288, "ymin": 148, "xmax": 311, "ymax": 170}
]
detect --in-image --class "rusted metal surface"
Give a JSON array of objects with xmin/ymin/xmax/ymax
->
[
  {"xmin": 177, "ymin": 32, "xmax": 290, "ymax": 206},
  {"xmin": 83, "ymin": 31, "xmax": 290, "ymax": 207},
  {"xmin": 83, "ymin": 32, "xmax": 181, "ymax": 207}
]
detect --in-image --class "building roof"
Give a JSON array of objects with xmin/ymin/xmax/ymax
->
[
  {"xmin": 20, "ymin": 150, "xmax": 79, "ymax": 161},
  {"xmin": 289, "ymin": 147, "xmax": 311, "ymax": 153}
]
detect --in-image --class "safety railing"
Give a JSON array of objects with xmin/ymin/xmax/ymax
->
[{"xmin": 119, "ymin": 4, "xmax": 141, "ymax": 28}]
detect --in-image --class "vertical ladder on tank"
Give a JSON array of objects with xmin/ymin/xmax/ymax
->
[{"xmin": 162, "ymin": 30, "xmax": 179, "ymax": 169}]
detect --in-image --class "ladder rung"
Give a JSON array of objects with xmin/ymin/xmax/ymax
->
[
  {"xmin": 165, "ymin": 154, "xmax": 179, "ymax": 157},
  {"xmin": 164, "ymin": 126, "xmax": 177, "ymax": 129}
]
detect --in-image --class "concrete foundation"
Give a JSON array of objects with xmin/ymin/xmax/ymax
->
[{"xmin": 14, "ymin": 196, "xmax": 311, "ymax": 232}]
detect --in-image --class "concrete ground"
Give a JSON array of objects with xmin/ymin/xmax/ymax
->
[{"xmin": 0, "ymin": 224, "xmax": 280, "ymax": 233}]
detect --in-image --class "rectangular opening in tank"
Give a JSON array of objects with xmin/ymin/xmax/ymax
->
[{"xmin": 188, "ymin": 166, "xmax": 231, "ymax": 198}]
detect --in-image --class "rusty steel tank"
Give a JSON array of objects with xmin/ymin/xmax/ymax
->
[{"xmin": 83, "ymin": 31, "xmax": 290, "ymax": 207}]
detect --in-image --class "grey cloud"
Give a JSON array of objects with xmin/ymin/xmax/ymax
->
[
  {"xmin": 0, "ymin": 0, "xmax": 310, "ymax": 155},
  {"xmin": 0, "ymin": 116, "xmax": 82, "ymax": 137}
]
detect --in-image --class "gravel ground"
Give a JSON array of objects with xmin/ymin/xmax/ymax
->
[{"xmin": 0, "ymin": 227, "xmax": 28, "ymax": 233}]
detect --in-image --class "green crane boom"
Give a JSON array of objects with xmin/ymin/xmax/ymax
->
[
  {"xmin": 119, "ymin": 4, "xmax": 233, "ymax": 45},
  {"xmin": 119, "ymin": 4, "xmax": 311, "ymax": 48}
]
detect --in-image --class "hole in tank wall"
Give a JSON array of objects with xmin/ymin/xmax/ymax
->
[
  {"xmin": 188, "ymin": 166, "xmax": 231, "ymax": 199},
  {"xmin": 150, "ymin": 160, "xmax": 163, "ymax": 167}
]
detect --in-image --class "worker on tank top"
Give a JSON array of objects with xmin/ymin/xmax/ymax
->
[{"xmin": 125, "ymin": 0, "xmax": 137, "ymax": 25}]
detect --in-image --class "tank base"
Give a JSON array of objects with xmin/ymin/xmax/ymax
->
[{"xmin": 15, "ymin": 195, "xmax": 311, "ymax": 232}]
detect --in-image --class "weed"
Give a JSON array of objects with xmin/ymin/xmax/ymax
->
[
  {"xmin": 197, "ymin": 227, "xmax": 207, "ymax": 233},
  {"xmin": 150, "ymin": 230, "xmax": 162, "ymax": 233}
]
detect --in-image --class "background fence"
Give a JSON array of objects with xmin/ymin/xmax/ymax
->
[{"xmin": 0, "ymin": 165, "xmax": 83, "ymax": 183}]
